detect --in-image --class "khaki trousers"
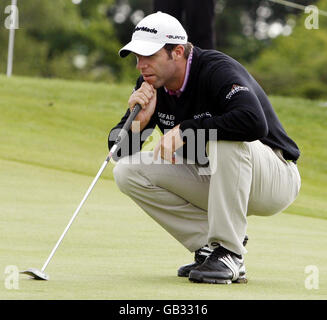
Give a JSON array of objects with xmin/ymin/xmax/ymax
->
[{"xmin": 113, "ymin": 140, "xmax": 301, "ymax": 255}]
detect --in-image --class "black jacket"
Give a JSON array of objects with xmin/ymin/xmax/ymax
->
[{"xmin": 108, "ymin": 47, "xmax": 300, "ymax": 163}]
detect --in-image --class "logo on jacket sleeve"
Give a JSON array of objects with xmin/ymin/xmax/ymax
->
[
  {"xmin": 226, "ymin": 84, "xmax": 249, "ymax": 100},
  {"xmin": 194, "ymin": 112, "xmax": 212, "ymax": 119}
]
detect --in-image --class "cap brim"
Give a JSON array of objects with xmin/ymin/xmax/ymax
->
[{"xmin": 119, "ymin": 40, "xmax": 165, "ymax": 58}]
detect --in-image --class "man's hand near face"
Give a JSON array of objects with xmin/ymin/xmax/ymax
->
[
  {"xmin": 129, "ymin": 81, "xmax": 157, "ymax": 132},
  {"xmin": 154, "ymin": 124, "xmax": 185, "ymax": 164}
]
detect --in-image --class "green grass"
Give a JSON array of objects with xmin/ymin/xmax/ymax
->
[
  {"xmin": 1, "ymin": 159, "xmax": 327, "ymax": 300},
  {"xmin": 0, "ymin": 75, "xmax": 326, "ymax": 299},
  {"xmin": 270, "ymin": 96, "xmax": 327, "ymax": 219}
]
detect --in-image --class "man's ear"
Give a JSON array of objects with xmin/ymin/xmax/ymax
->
[{"xmin": 172, "ymin": 45, "xmax": 185, "ymax": 60}]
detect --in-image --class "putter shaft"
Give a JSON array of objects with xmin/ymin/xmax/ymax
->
[
  {"xmin": 40, "ymin": 104, "xmax": 141, "ymax": 273},
  {"xmin": 41, "ymin": 157, "xmax": 110, "ymax": 272}
]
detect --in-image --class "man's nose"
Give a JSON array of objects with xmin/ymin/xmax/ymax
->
[{"xmin": 136, "ymin": 57, "xmax": 148, "ymax": 71}]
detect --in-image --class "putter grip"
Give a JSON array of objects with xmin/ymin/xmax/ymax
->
[
  {"xmin": 121, "ymin": 103, "xmax": 142, "ymax": 132},
  {"xmin": 114, "ymin": 103, "xmax": 142, "ymax": 146}
]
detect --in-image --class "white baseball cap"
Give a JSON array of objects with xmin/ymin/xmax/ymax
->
[{"xmin": 119, "ymin": 11, "xmax": 188, "ymax": 58}]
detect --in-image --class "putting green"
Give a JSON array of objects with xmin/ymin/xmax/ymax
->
[
  {"xmin": 0, "ymin": 75, "xmax": 326, "ymax": 300},
  {"xmin": 0, "ymin": 158, "xmax": 326, "ymax": 300}
]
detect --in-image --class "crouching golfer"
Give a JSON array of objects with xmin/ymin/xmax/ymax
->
[{"xmin": 108, "ymin": 12, "xmax": 301, "ymax": 284}]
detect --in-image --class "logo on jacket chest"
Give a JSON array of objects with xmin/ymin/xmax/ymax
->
[{"xmin": 157, "ymin": 112, "xmax": 175, "ymax": 127}]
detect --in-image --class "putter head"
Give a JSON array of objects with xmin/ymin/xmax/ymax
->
[{"xmin": 20, "ymin": 268, "xmax": 49, "ymax": 280}]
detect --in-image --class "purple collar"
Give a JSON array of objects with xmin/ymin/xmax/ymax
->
[{"xmin": 164, "ymin": 48, "xmax": 193, "ymax": 97}]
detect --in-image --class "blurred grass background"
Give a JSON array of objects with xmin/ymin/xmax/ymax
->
[
  {"xmin": 1, "ymin": 75, "xmax": 326, "ymax": 219},
  {"xmin": 0, "ymin": 0, "xmax": 327, "ymax": 98}
]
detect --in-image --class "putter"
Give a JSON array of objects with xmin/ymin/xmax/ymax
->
[{"xmin": 21, "ymin": 104, "xmax": 142, "ymax": 280}]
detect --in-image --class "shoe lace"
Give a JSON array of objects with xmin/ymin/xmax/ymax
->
[
  {"xmin": 208, "ymin": 246, "xmax": 231, "ymax": 261},
  {"xmin": 195, "ymin": 245, "xmax": 212, "ymax": 263}
]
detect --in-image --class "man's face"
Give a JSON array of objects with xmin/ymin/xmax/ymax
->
[{"xmin": 135, "ymin": 48, "xmax": 177, "ymax": 89}]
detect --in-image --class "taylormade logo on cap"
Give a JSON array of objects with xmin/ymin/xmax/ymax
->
[
  {"xmin": 134, "ymin": 26, "xmax": 158, "ymax": 34},
  {"xmin": 119, "ymin": 12, "xmax": 188, "ymax": 58}
]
